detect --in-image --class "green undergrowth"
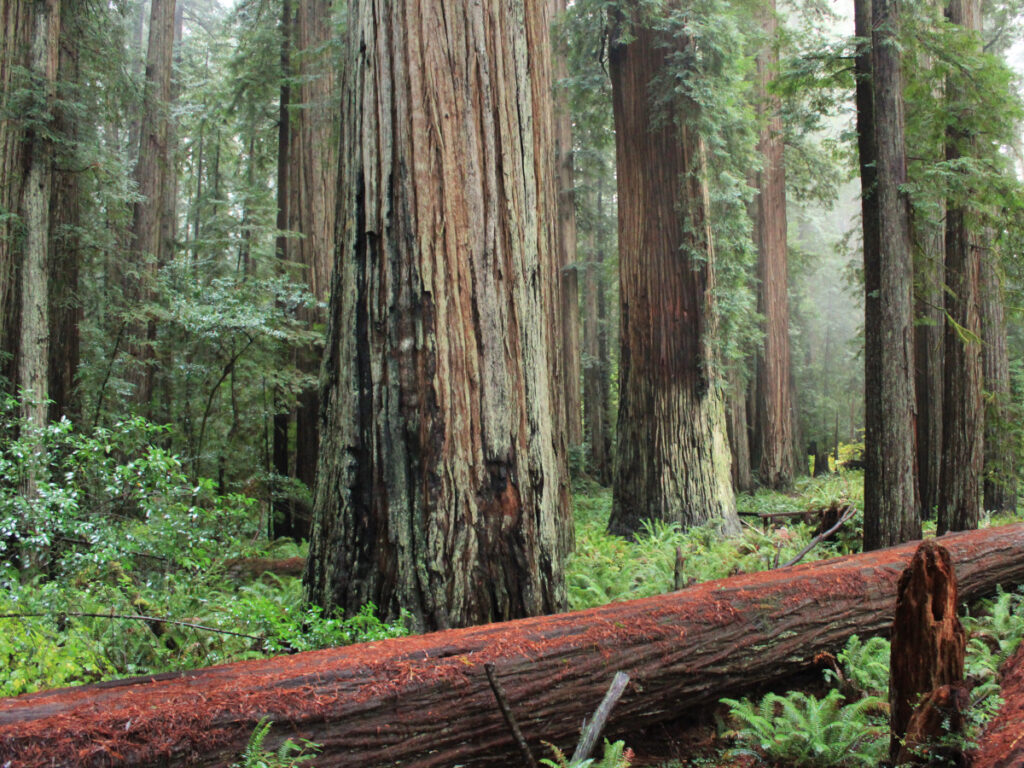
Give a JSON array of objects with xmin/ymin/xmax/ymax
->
[
  {"xmin": 567, "ymin": 472, "xmax": 864, "ymax": 610},
  {"xmin": 718, "ymin": 587, "xmax": 1024, "ymax": 767}
]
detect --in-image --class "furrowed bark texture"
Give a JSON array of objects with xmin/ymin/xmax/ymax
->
[
  {"xmin": 4, "ymin": 524, "xmax": 1024, "ymax": 767},
  {"xmin": 981, "ymin": 255, "xmax": 1016, "ymax": 513},
  {"xmin": 127, "ymin": 0, "xmax": 176, "ymax": 407},
  {"xmin": 938, "ymin": 0, "xmax": 983, "ymax": 535},
  {"xmin": 888, "ymin": 540, "xmax": 966, "ymax": 760},
  {"xmin": 753, "ymin": 0, "xmax": 794, "ymax": 490},
  {"xmin": 552, "ymin": 0, "xmax": 582, "ymax": 448},
  {"xmin": 607, "ymin": 5, "xmax": 737, "ymax": 536},
  {"xmin": 862, "ymin": 0, "xmax": 919, "ymax": 550},
  {"xmin": 972, "ymin": 643, "xmax": 1024, "ymax": 768},
  {"xmin": 304, "ymin": 0, "xmax": 571, "ymax": 632},
  {"xmin": 0, "ymin": 0, "xmax": 59, "ymax": 424}
]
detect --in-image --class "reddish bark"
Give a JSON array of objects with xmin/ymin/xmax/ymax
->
[
  {"xmin": 888, "ymin": 540, "xmax": 966, "ymax": 760},
  {"xmin": 3, "ymin": 525, "xmax": 1024, "ymax": 767},
  {"xmin": 972, "ymin": 643, "xmax": 1024, "ymax": 768}
]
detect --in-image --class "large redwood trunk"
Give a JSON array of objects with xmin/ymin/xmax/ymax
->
[
  {"xmin": 607, "ymin": 3, "xmax": 737, "ymax": 536},
  {"xmin": 304, "ymin": 0, "xmax": 571, "ymax": 632},
  {"xmin": 938, "ymin": 0, "xmax": 984, "ymax": 535},
  {"xmin": 752, "ymin": 0, "xmax": 794, "ymax": 490},
  {"xmin": 861, "ymin": 0, "xmax": 919, "ymax": 549},
  {"xmin": 5, "ymin": 524, "xmax": 1024, "ymax": 768}
]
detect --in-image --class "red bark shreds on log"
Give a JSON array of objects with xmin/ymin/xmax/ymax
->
[
  {"xmin": 895, "ymin": 683, "xmax": 970, "ymax": 766},
  {"xmin": 2, "ymin": 525, "xmax": 1024, "ymax": 768},
  {"xmin": 971, "ymin": 643, "xmax": 1024, "ymax": 768},
  {"xmin": 889, "ymin": 540, "xmax": 966, "ymax": 761}
]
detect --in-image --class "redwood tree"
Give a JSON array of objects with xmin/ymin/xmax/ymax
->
[
  {"xmin": 860, "ymin": 0, "xmax": 920, "ymax": 550},
  {"xmin": 937, "ymin": 0, "xmax": 983, "ymax": 535},
  {"xmin": 127, "ymin": 0, "xmax": 176, "ymax": 408},
  {"xmin": 752, "ymin": 0, "xmax": 794, "ymax": 490},
  {"xmin": 0, "ymin": 0, "xmax": 61, "ymax": 432},
  {"xmin": 981, "ymin": 253, "xmax": 1016, "ymax": 513},
  {"xmin": 304, "ymin": 0, "xmax": 571, "ymax": 631},
  {"xmin": 607, "ymin": 3, "xmax": 738, "ymax": 537}
]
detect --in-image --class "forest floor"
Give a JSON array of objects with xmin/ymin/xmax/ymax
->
[{"xmin": 3, "ymin": 463, "xmax": 1024, "ymax": 766}]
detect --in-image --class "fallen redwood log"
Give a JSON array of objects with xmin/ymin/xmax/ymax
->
[
  {"xmin": 2, "ymin": 524, "xmax": 1024, "ymax": 768},
  {"xmin": 971, "ymin": 643, "xmax": 1024, "ymax": 768}
]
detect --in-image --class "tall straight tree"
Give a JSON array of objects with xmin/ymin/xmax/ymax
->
[
  {"xmin": 937, "ymin": 0, "xmax": 983, "ymax": 535},
  {"xmin": 128, "ymin": 0, "xmax": 176, "ymax": 408},
  {"xmin": 304, "ymin": 0, "xmax": 571, "ymax": 631},
  {"xmin": 752, "ymin": 0, "xmax": 794, "ymax": 490},
  {"xmin": 290, "ymin": 0, "xmax": 337, "ymax": 523},
  {"xmin": 552, "ymin": 0, "xmax": 583, "ymax": 449},
  {"xmin": 0, "ymin": 0, "xmax": 61, "ymax": 433},
  {"xmin": 606, "ymin": 2, "xmax": 738, "ymax": 537},
  {"xmin": 860, "ymin": 0, "xmax": 920, "ymax": 550},
  {"xmin": 980, "ymin": 254, "xmax": 1016, "ymax": 513}
]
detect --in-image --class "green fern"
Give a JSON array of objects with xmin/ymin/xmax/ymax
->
[
  {"xmin": 232, "ymin": 718, "xmax": 321, "ymax": 768},
  {"xmin": 823, "ymin": 634, "xmax": 890, "ymax": 698},
  {"xmin": 540, "ymin": 739, "xmax": 633, "ymax": 768},
  {"xmin": 721, "ymin": 689, "xmax": 887, "ymax": 767}
]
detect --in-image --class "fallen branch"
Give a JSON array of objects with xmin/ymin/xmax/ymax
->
[
  {"xmin": 780, "ymin": 504, "xmax": 857, "ymax": 568},
  {"xmin": 3, "ymin": 524, "xmax": 1024, "ymax": 768},
  {"xmin": 485, "ymin": 663, "xmax": 537, "ymax": 768},
  {"xmin": 571, "ymin": 672, "xmax": 630, "ymax": 765}
]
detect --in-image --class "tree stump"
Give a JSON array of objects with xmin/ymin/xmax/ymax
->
[{"xmin": 889, "ymin": 539, "xmax": 966, "ymax": 762}]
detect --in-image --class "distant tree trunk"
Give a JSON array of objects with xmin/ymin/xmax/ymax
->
[
  {"xmin": 48, "ymin": 3, "xmax": 82, "ymax": 423},
  {"xmin": 981, "ymin": 252, "xmax": 1016, "ymax": 513},
  {"xmin": 290, "ymin": 0, "xmax": 337, "ymax": 537},
  {"xmin": 607, "ymin": 3, "xmax": 738, "ymax": 537},
  {"xmin": 304, "ymin": 0, "xmax": 571, "ymax": 631},
  {"xmin": 271, "ymin": 0, "xmax": 293, "ymax": 538},
  {"xmin": 726, "ymin": 374, "xmax": 753, "ymax": 492},
  {"xmin": 914, "ymin": 225, "xmax": 944, "ymax": 520},
  {"xmin": 128, "ymin": 0, "xmax": 175, "ymax": 408},
  {"xmin": 861, "ymin": 0, "xmax": 920, "ymax": 550},
  {"xmin": 937, "ymin": 0, "xmax": 983, "ymax": 535},
  {"xmin": 583, "ymin": 223, "xmax": 611, "ymax": 486},
  {"xmin": 552, "ymin": 0, "xmax": 582, "ymax": 450},
  {"xmin": 753, "ymin": 0, "xmax": 794, "ymax": 490}
]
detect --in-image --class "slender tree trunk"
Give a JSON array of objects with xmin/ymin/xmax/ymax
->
[
  {"xmin": 304, "ymin": 0, "xmax": 571, "ymax": 631},
  {"xmin": 290, "ymin": 0, "xmax": 338, "ymax": 538},
  {"xmin": 937, "ymin": 0, "xmax": 983, "ymax": 535},
  {"xmin": 726, "ymin": 373, "xmax": 753, "ymax": 492},
  {"xmin": 552, "ymin": 0, "xmax": 582, "ymax": 450},
  {"xmin": 583, "ymin": 224, "xmax": 611, "ymax": 485},
  {"xmin": 914, "ymin": 223, "xmax": 944, "ymax": 520},
  {"xmin": 861, "ymin": 0, "xmax": 920, "ymax": 550},
  {"xmin": 128, "ymin": 0, "xmax": 175, "ymax": 408},
  {"xmin": 753, "ymin": 0, "xmax": 794, "ymax": 490},
  {"xmin": 607, "ymin": 3, "xmax": 737, "ymax": 537},
  {"xmin": 47, "ymin": 3, "xmax": 81, "ymax": 423},
  {"xmin": 981, "ymin": 252, "xmax": 1016, "ymax": 513},
  {"xmin": 271, "ymin": 0, "xmax": 293, "ymax": 537}
]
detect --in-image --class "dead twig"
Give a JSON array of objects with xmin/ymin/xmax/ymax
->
[
  {"xmin": 0, "ymin": 611, "xmax": 262, "ymax": 641},
  {"xmin": 484, "ymin": 662, "xmax": 538, "ymax": 768},
  {"xmin": 571, "ymin": 671, "xmax": 630, "ymax": 765},
  {"xmin": 780, "ymin": 505, "xmax": 857, "ymax": 568}
]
